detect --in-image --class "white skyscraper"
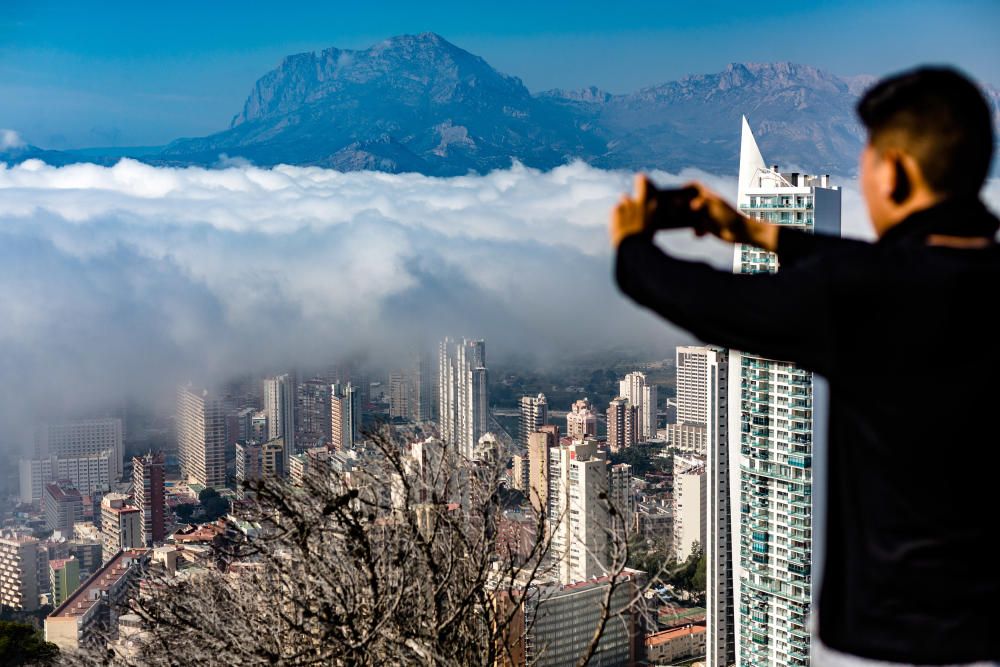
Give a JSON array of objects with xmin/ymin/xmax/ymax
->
[
  {"xmin": 729, "ymin": 116, "xmax": 840, "ymax": 667},
  {"xmin": 619, "ymin": 372, "xmax": 657, "ymax": 441},
  {"xmin": 672, "ymin": 454, "xmax": 706, "ymax": 562},
  {"xmin": 546, "ymin": 438, "xmax": 611, "ymax": 584},
  {"xmin": 264, "ymin": 374, "xmax": 295, "ymax": 471},
  {"xmin": 667, "ymin": 347, "xmax": 715, "ymax": 454},
  {"xmin": 566, "ymin": 398, "xmax": 598, "ymax": 440},
  {"xmin": 438, "ymin": 338, "xmax": 489, "ymax": 460},
  {"xmin": 35, "ymin": 418, "xmax": 124, "ymax": 482}
]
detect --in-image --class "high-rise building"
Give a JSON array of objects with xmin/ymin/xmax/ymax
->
[
  {"xmin": 677, "ymin": 347, "xmax": 711, "ymax": 425},
  {"xmin": 0, "ymin": 534, "xmax": 40, "ymax": 611},
  {"xmin": 19, "ymin": 450, "xmax": 114, "ymax": 504},
  {"xmin": 546, "ymin": 438, "xmax": 611, "ymax": 584},
  {"xmin": 235, "ymin": 441, "xmax": 262, "ymax": 491},
  {"xmin": 264, "ymin": 374, "xmax": 295, "ymax": 470},
  {"xmin": 666, "ymin": 346, "xmax": 713, "ymax": 454},
  {"xmin": 44, "ymin": 482, "xmax": 82, "ymax": 536},
  {"xmin": 132, "ymin": 452, "xmax": 166, "ymax": 547},
  {"xmin": 672, "ymin": 454, "xmax": 706, "ymax": 562},
  {"xmin": 697, "ymin": 347, "xmax": 734, "ymax": 667},
  {"xmin": 606, "ymin": 397, "xmax": 638, "ymax": 452},
  {"xmin": 389, "ymin": 371, "xmax": 411, "ymax": 420},
  {"xmin": 566, "ymin": 398, "xmax": 598, "ymax": 440},
  {"xmin": 619, "ymin": 371, "xmax": 658, "ymax": 441},
  {"xmin": 511, "ymin": 454, "xmax": 529, "ymax": 492},
  {"xmin": 330, "ymin": 383, "xmax": 360, "ymax": 451},
  {"xmin": 526, "ymin": 428, "xmax": 558, "ymax": 514},
  {"xmin": 176, "ymin": 385, "xmax": 227, "ymax": 489},
  {"xmin": 518, "ymin": 393, "xmax": 549, "ymax": 448},
  {"xmin": 729, "ymin": 116, "xmax": 841, "ymax": 666},
  {"xmin": 438, "ymin": 338, "xmax": 489, "ymax": 460},
  {"xmin": 49, "ymin": 557, "xmax": 80, "ymax": 607},
  {"xmin": 608, "ymin": 462, "xmax": 634, "ymax": 531},
  {"xmin": 35, "ymin": 418, "xmax": 124, "ymax": 482},
  {"xmin": 250, "ymin": 411, "xmax": 268, "ymax": 443},
  {"xmin": 100, "ymin": 494, "xmax": 142, "ymax": 563},
  {"xmin": 261, "ymin": 438, "xmax": 286, "ymax": 478},
  {"xmin": 296, "ymin": 379, "xmax": 332, "ymax": 446},
  {"xmin": 502, "ymin": 572, "xmax": 640, "ymax": 667},
  {"xmin": 412, "ymin": 350, "xmax": 434, "ymax": 422}
]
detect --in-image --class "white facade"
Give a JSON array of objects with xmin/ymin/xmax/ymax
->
[
  {"xmin": 677, "ymin": 347, "xmax": 711, "ymax": 426},
  {"xmin": 100, "ymin": 494, "xmax": 142, "ymax": 564},
  {"xmin": 566, "ymin": 398, "xmax": 598, "ymax": 440},
  {"xmin": 620, "ymin": 372, "xmax": 657, "ymax": 440},
  {"xmin": 672, "ymin": 454, "xmax": 706, "ymax": 562},
  {"xmin": 19, "ymin": 449, "xmax": 114, "ymax": 504},
  {"xmin": 0, "ymin": 534, "xmax": 40, "ymax": 611},
  {"xmin": 438, "ymin": 338, "xmax": 489, "ymax": 460},
  {"xmin": 729, "ymin": 116, "xmax": 841, "ymax": 667},
  {"xmin": 36, "ymin": 418, "xmax": 123, "ymax": 482},
  {"xmin": 264, "ymin": 374, "xmax": 295, "ymax": 470},
  {"xmin": 546, "ymin": 439, "xmax": 611, "ymax": 584}
]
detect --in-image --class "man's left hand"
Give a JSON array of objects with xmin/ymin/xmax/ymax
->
[{"xmin": 610, "ymin": 173, "xmax": 655, "ymax": 248}]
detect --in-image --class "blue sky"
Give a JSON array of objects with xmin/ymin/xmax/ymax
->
[{"xmin": 1, "ymin": 0, "xmax": 998, "ymax": 149}]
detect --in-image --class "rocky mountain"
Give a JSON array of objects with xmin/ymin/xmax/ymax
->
[
  {"xmin": 10, "ymin": 33, "xmax": 1000, "ymax": 176},
  {"xmin": 159, "ymin": 33, "xmax": 606, "ymax": 175}
]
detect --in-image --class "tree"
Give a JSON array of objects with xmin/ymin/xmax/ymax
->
[
  {"xmin": 0, "ymin": 620, "xmax": 59, "ymax": 666},
  {"xmin": 69, "ymin": 425, "xmax": 655, "ymax": 666},
  {"xmin": 174, "ymin": 503, "xmax": 195, "ymax": 523}
]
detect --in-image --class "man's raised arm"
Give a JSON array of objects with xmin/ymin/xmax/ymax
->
[{"xmin": 610, "ymin": 174, "xmax": 839, "ymax": 376}]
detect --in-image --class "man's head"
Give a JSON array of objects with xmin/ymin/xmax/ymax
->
[{"xmin": 857, "ymin": 67, "xmax": 994, "ymax": 237}]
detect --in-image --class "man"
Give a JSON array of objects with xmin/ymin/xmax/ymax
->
[{"xmin": 611, "ymin": 67, "xmax": 999, "ymax": 664}]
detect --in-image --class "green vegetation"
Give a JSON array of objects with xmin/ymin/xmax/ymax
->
[
  {"xmin": 609, "ymin": 442, "xmax": 671, "ymax": 476},
  {"xmin": 198, "ymin": 488, "xmax": 230, "ymax": 522},
  {"xmin": 0, "ymin": 620, "xmax": 59, "ymax": 666},
  {"xmin": 175, "ymin": 489, "xmax": 230, "ymax": 524},
  {"xmin": 175, "ymin": 503, "xmax": 196, "ymax": 523},
  {"xmin": 629, "ymin": 541, "xmax": 706, "ymax": 600}
]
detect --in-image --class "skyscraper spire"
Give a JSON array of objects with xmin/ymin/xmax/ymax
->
[{"xmin": 738, "ymin": 115, "xmax": 766, "ymax": 203}]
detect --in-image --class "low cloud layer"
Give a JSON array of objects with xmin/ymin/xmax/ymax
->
[{"xmin": 1, "ymin": 157, "xmax": 997, "ymax": 452}]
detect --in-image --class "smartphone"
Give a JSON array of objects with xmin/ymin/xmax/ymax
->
[{"xmin": 650, "ymin": 185, "xmax": 701, "ymax": 231}]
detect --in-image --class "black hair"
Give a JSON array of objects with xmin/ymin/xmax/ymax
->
[{"xmin": 857, "ymin": 66, "xmax": 994, "ymax": 197}]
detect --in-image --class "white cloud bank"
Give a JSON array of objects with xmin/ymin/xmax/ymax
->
[{"xmin": 0, "ymin": 157, "xmax": 997, "ymax": 450}]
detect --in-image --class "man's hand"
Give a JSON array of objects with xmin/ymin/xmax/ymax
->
[
  {"xmin": 609, "ymin": 173, "xmax": 657, "ymax": 248},
  {"xmin": 688, "ymin": 182, "xmax": 779, "ymax": 251},
  {"xmin": 611, "ymin": 175, "xmax": 780, "ymax": 252}
]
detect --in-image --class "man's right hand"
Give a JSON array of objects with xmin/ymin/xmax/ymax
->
[{"xmin": 687, "ymin": 182, "xmax": 779, "ymax": 252}]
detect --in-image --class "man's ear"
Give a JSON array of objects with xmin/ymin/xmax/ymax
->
[{"xmin": 889, "ymin": 154, "xmax": 912, "ymax": 205}]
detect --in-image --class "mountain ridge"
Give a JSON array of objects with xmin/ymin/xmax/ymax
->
[{"xmin": 5, "ymin": 33, "xmax": 999, "ymax": 177}]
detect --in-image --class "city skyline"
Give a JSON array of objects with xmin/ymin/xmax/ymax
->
[{"xmin": 0, "ymin": 7, "xmax": 997, "ymax": 664}]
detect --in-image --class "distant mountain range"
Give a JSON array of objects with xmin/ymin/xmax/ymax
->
[{"xmin": 3, "ymin": 32, "xmax": 998, "ymax": 176}]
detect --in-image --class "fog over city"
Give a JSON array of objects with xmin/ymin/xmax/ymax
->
[{"xmin": 1, "ymin": 151, "xmax": 998, "ymax": 453}]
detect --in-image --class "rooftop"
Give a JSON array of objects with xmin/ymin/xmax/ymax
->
[
  {"xmin": 45, "ymin": 483, "xmax": 82, "ymax": 502},
  {"xmin": 49, "ymin": 549, "xmax": 148, "ymax": 619},
  {"xmin": 646, "ymin": 623, "xmax": 706, "ymax": 647}
]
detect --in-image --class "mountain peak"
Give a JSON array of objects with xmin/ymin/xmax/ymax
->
[{"xmin": 230, "ymin": 33, "xmax": 529, "ymax": 129}]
